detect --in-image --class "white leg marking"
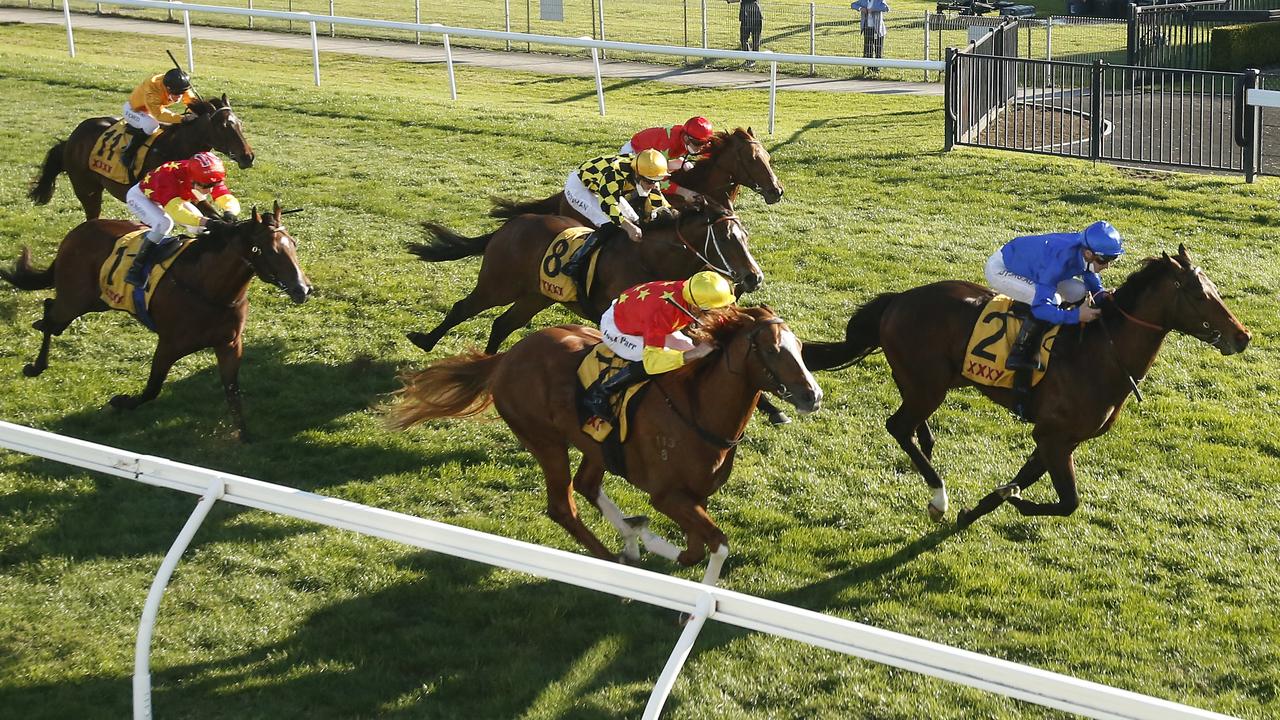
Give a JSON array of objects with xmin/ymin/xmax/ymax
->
[
  {"xmin": 700, "ymin": 544, "xmax": 729, "ymax": 587},
  {"xmin": 931, "ymin": 486, "xmax": 949, "ymax": 513},
  {"xmin": 640, "ymin": 528, "xmax": 682, "ymax": 562}
]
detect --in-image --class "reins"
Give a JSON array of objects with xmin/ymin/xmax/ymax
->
[
  {"xmin": 1095, "ymin": 268, "xmax": 1202, "ymax": 404},
  {"xmin": 673, "ymin": 214, "xmax": 743, "ymax": 277}
]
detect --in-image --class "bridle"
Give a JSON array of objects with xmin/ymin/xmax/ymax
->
[{"xmin": 673, "ymin": 213, "xmax": 747, "ymax": 278}]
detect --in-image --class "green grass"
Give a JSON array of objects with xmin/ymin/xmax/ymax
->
[{"xmin": 1, "ymin": 21, "xmax": 1278, "ymax": 720}]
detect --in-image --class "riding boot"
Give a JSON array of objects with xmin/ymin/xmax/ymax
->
[
  {"xmin": 119, "ymin": 126, "xmax": 149, "ymax": 176},
  {"xmin": 561, "ymin": 223, "xmax": 618, "ymax": 282},
  {"xmin": 1006, "ymin": 316, "xmax": 1050, "ymax": 371},
  {"xmin": 585, "ymin": 361, "xmax": 648, "ymax": 420},
  {"xmin": 124, "ymin": 240, "xmax": 158, "ymax": 287}
]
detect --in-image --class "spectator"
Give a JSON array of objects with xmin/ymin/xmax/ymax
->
[
  {"xmin": 727, "ymin": 0, "xmax": 763, "ymax": 68},
  {"xmin": 852, "ymin": 0, "xmax": 889, "ymax": 73}
]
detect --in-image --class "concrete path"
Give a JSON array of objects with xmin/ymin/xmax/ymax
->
[{"xmin": 0, "ymin": 7, "xmax": 944, "ymax": 95}]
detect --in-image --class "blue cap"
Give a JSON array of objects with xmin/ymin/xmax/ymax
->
[{"xmin": 1080, "ymin": 221, "xmax": 1124, "ymax": 257}]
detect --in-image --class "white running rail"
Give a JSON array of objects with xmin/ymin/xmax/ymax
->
[{"xmin": 0, "ymin": 421, "xmax": 1240, "ymax": 720}]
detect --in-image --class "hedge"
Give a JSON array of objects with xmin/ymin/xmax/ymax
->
[{"xmin": 1210, "ymin": 21, "xmax": 1280, "ymax": 72}]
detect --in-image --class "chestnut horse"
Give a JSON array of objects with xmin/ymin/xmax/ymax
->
[
  {"xmin": 405, "ymin": 203, "xmax": 763, "ymax": 354},
  {"xmin": 489, "ymin": 128, "xmax": 784, "ymax": 222},
  {"xmin": 801, "ymin": 246, "xmax": 1250, "ymax": 526},
  {"xmin": 388, "ymin": 306, "xmax": 822, "ymax": 586},
  {"xmin": 0, "ymin": 203, "xmax": 310, "ymax": 441},
  {"xmin": 28, "ymin": 95, "xmax": 255, "ymax": 220}
]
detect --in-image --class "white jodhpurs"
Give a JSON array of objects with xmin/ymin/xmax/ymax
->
[
  {"xmin": 564, "ymin": 171, "xmax": 639, "ymax": 228},
  {"xmin": 122, "ymin": 102, "xmax": 161, "ymax": 135},
  {"xmin": 985, "ymin": 250, "xmax": 1087, "ymax": 306},
  {"xmin": 125, "ymin": 184, "xmax": 176, "ymax": 244},
  {"xmin": 619, "ymin": 141, "xmax": 635, "ymax": 154},
  {"xmin": 599, "ymin": 304, "xmax": 694, "ymax": 363}
]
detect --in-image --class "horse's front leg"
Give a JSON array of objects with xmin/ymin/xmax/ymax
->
[
  {"xmin": 956, "ymin": 452, "xmax": 1046, "ymax": 528},
  {"xmin": 650, "ymin": 490, "xmax": 730, "ymax": 586},
  {"xmin": 214, "ymin": 341, "xmax": 249, "ymax": 442},
  {"xmin": 110, "ymin": 338, "xmax": 185, "ymax": 411},
  {"xmin": 1004, "ymin": 439, "xmax": 1081, "ymax": 518}
]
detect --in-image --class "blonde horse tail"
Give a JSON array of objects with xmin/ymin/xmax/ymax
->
[{"xmin": 386, "ymin": 351, "xmax": 504, "ymax": 429}]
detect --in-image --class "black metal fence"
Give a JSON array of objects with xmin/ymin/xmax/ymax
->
[
  {"xmin": 1127, "ymin": 0, "xmax": 1280, "ymax": 70},
  {"xmin": 946, "ymin": 36, "xmax": 1268, "ymax": 181}
]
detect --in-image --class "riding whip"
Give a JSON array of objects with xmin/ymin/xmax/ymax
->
[{"xmin": 165, "ymin": 49, "xmax": 204, "ymax": 101}]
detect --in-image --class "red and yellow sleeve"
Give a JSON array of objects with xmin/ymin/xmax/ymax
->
[
  {"xmin": 210, "ymin": 185, "xmax": 240, "ymax": 216},
  {"xmin": 163, "ymin": 197, "xmax": 204, "ymax": 227},
  {"xmin": 641, "ymin": 346, "xmax": 685, "ymax": 374}
]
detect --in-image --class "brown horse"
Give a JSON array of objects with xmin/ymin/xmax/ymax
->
[
  {"xmin": 0, "ymin": 202, "xmax": 310, "ymax": 441},
  {"xmin": 405, "ymin": 203, "xmax": 763, "ymax": 355},
  {"xmin": 489, "ymin": 128, "xmax": 784, "ymax": 222},
  {"xmin": 801, "ymin": 246, "xmax": 1250, "ymax": 526},
  {"xmin": 28, "ymin": 95, "xmax": 255, "ymax": 220},
  {"xmin": 388, "ymin": 306, "xmax": 822, "ymax": 586}
]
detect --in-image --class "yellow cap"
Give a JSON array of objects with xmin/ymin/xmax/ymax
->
[
  {"xmin": 682, "ymin": 271, "xmax": 735, "ymax": 309},
  {"xmin": 634, "ymin": 149, "xmax": 670, "ymax": 181}
]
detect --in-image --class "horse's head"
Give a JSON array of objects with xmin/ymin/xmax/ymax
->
[
  {"xmin": 235, "ymin": 200, "xmax": 311, "ymax": 304},
  {"xmin": 188, "ymin": 95, "xmax": 255, "ymax": 169},
  {"xmin": 718, "ymin": 127, "xmax": 784, "ymax": 205},
  {"xmin": 659, "ymin": 201, "xmax": 764, "ymax": 293},
  {"xmin": 707, "ymin": 306, "xmax": 822, "ymax": 414},
  {"xmin": 1156, "ymin": 245, "xmax": 1250, "ymax": 355}
]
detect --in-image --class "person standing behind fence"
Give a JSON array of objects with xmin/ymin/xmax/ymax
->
[
  {"xmin": 851, "ymin": 0, "xmax": 889, "ymax": 73},
  {"xmin": 727, "ymin": 0, "xmax": 763, "ymax": 68}
]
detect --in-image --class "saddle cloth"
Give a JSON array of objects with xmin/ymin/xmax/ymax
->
[
  {"xmin": 576, "ymin": 343, "xmax": 649, "ymax": 442},
  {"xmin": 961, "ymin": 295, "xmax": 1062, "ymax": 389},
  {"xmin": 89, "ymin": 120, "xmax": 160, "ymax": 184},
  {"xmin": 539, "ymin": 226, "xmax": 599, "ymax": 302},
  {"xmin": 98, "ymin": 229, "xmax": 195, "ymax": 329}
]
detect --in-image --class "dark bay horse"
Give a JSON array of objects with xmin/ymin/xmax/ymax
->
[
  {"xmin": 801, "ymin": 246, "xmax": 1250, "ymax": 526},
  {"xmin": 489, "ymin": 128, "xmax": 784, "ymax": 222},
  {"xmin": 29, "ymin": 95, "xmax": 255, "ymax": 220},
  {"xmin": 405, "ymin": 203, "xmax": 763, "ymax": 354},
  {"xmin": 0, "ymin": 202, "xmax": 310, "ymax": 441},
  {"xmin": 388, "ymin": 306, "xmax": 822, "ymax": 586}
]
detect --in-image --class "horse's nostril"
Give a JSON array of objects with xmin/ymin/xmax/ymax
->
[{"xmin": 1238, "ymin": 331, "xmax": 1252, "ymax": 348}]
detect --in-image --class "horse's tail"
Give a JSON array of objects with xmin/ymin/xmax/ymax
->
[
  {"xmin": 489, "ymin": 193, "xmax": 560, "ymax": 219},
  {"xmin": 29, "ymin": 140, "xmax": 66, "ymax": 206},
  {"xmin": 802, "ymin": 292, "xmax": 899, "ymax": 371},
  {"xmin": 385, "ymin": 351, "xmax": 504, "ymax": 429},
  {"xmin": 408, "ymin": 223, "xmax": 495, "ymax": 262},
  {"xmin": 0, "ymin": 247, "xmax": 55, "ymax": 291}
]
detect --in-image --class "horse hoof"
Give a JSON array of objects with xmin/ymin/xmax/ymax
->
[
  {"xmin": 956, "ymin": 508, "xmax": 975, "ymax": 529},
  {"xmin": 406, "ymin": 331, "xmax": 434, "ymax": 352},
  {"xmin": 767, "ymin": 411, "xmax": 792, "ymax": 426},
  {"xmin": 108, "ymin": 394, "xmax": 134, "ymax": 410},
  {"xmin": 927, "ymin": 503, "xmax": 946, "ymax": 523},
  {"xmin": 616, "ymin": 551, "xmax": 640, "ymax": 565},
  {"xmin": 21, "ymin": 363, "xmax": 43, "ymax": 378}
]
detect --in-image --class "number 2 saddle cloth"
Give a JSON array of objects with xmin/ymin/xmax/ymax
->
[
  {"xmin": 89, "ymin": 120, "xmax": 161, "ymax": 184},
  {"xmin": 538, "ymin": 226, "xmax": 600, "ymax": 302},
  {"xmin": 961, "ymin": 294, "xmax": 1062, "ymax": 389},
  {"xmin": 576, "ymin": 343, "xmax": 651, "ymax": 443},
  {"xmin": 98, "ymin": 229, "xmax": 195, "ymax": 331}
]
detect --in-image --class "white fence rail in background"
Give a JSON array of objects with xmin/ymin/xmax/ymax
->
[
  {"xmin": 56, "ymin": 0, "xmax": 943, "ymax": 133},
  {"xmin": 0, "ymin": 421, "xmax": 1241, "ymax": 720}
]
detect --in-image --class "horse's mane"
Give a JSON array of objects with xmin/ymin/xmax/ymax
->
[
  {"xmin": 666, "ymin": 305, "xmax": 777, "ymax": 382},
  {"xmin": 188, "ymin": 99, "xmax": 217, "ymax": 116},
  {"xmin": 640, "ymin": 202, "xmax": 732, "ymax": 232},
  {"xmin": 1050, "ymin": 256, "xmax": 1173, "ymax": 354},
  {"xmin": 1111, "ymin": 256, "xmax": 1173, "ymax": 308},
  {"xmin": 178, "ymin": 214, "xmax": 276, "ymax": 263}
]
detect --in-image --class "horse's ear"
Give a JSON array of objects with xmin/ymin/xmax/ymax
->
[
  {"xmin": 252, "ymin": 206, "xmax": 261, "ymax": 223},
  {"xmin": 747, "ymin": 126, "xmax": 754, "ymax": 137},
  {"xmin": 1177, "ymin": 243, "xmax": 1192, "ymax": 263},
  {"xmin": 273, "ymin": 199, "xmax": 282, "ymax": 222},
  {"xmin": 221, "ymin": 92, "xmax": 228, "ymax": 104}
]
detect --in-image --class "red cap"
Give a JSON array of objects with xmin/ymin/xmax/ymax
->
[
  {"xmin": 188, "ymin": 152, "xmax": 226, "ymax": 184},
  {"xmin": 684, "ymin": 116, "xmax": 714, "ymax": 141}
]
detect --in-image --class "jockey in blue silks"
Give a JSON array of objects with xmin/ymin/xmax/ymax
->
[{"xmin": 984, "ymin": 220, "xmax": 1125, "ymax": 417}]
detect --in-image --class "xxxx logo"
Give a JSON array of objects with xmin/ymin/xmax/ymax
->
[
  {"xmin": 966, "ymin": 360, "xmax": 1006, "ymax": 382},
  {"xmin": 540, "ymin": 279, "xmax": 567, "ymax": 297}
]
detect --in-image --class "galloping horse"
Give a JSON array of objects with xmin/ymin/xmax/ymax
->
[
  {"xmin": 28, "ymin": 95, "xmax": 255, "ymax": 220},
  {"xmin": 405, "ymin": 203, "xmax": 763, "ymax": 354},
  {"xmin": 801, "ymin": 246, "xmax": 1250, "ymax": 526},
  {"xmin": 489, "ymin": 128, "xmax": 784, "ymax": 222},
  {"xmin": 0, "ymin": 202, "xmax": 310, "ymax": 441},
  {"xmin": 388, "ymin": 306, "xmax": 822, "ymax": 586}
]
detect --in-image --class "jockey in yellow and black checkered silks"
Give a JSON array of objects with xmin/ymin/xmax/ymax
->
[{"xmin": 561, "ymin": 149, "xmax": 673, "ymax": 279}]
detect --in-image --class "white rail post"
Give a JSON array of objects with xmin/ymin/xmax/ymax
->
[
  {"xmin": 768, "ymin": 51, "xmax": 777, "ymax": 135},
  {"xmin": 599, "ymin": 0, "xmax": 607, "ymax": 60},
  {"xmin": 701, "ymin": 0, "xmax": 707, "ymax": 50},
  {"xmin": 310, "ymin": 19, "xmax": 320, "ymax": 86},
  {"xmin": 590, "ymin": 44, "xmax": 606, "ymax": 116},
  {"xmin": 642, "ymin": 594, "xmax": 716, "ymax": 720},
  {"xmin": 183, "ymin": 9, "xmax": 194, "ymax": 73},
  {"xmin": 329, "ymin": 0, "xmax": 334, "ymax": 37},
  {"xmin": 247, "ymin": 0, "xmax": 252, "ymax": 29},
  {"xmin": 443, "ymin": 32, "xmax": 457, "ymax": 100},
  {"xmin": 132, "ymin": 477, "xmax": 225, "ymax": 720},
  {"xmin": 1046, "ymin": 17, "xmax": 1053, "ymax": 61},
  {"xmin": 923, "ymin": 12, "xmax": 930, "ymax": 81},
  {"xmin": 414, "ymin": 0, "xmax": 420, "ymax": 44},
  {"xmin": 504, "ymin": 0, "xmax": 511, "ymax": 50},
  {"xmin": 61, "ymin": 0, "xmax": 74, "ymax": 57},
  {"xmin": 809, "ymin": 3, "xmax": 815, "ymax": 76}
]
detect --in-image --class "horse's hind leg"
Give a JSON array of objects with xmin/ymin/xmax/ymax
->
[
  {"xmin": 531, "ymin": 442, "xmax": 616, "ymax": 560},
  {"xmin": 69, "ymin": 173, "xmax": 104, "ymax": 220},
  {"xmin": 956, "ymin": 452, "xmax": 1046, "ymax": 528},
  {"xmin": 407, "ymin": 289, "xmax": 503, "ymax": 353},
  {"xmin": 23, "ymin": 297, "xmax": 86, "ymax": 377},
  {"xmin": 214, "ymin": 341, "xmax": 250, "ymax": 442},
  {"xmin": 110, "ymin": 338, "xmax": 185, "ymax": 410},
  {"xmin": 574, "ymin": 457, "xmax": 646, "ymax": 563},
  {"xmin": 885, "ymin": 388, "xmax": 948, "ymax": 521},
  {"xmin": 649, "ymin": 489, "xmax": 730, "ymax": 586},
  {"xmin": 1003, "ymin": 438, "xmax": 1081, "ymax": 518},
  {"xmin": 918, "ymin": 420, "xmax": 935, "ymax": 462},
  {"xmin": 484, "ymin": 295, "xmax": 554, "ymax": 354}
]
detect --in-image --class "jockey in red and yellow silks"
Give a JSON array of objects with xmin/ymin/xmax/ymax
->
[
  {"xmin": 120, "ymin": 68, "xmax": 198, "ymax": 169},
  {"xmin": 620, "ymin": 116, "xmax": 715, "ymax": 201},
  {"xmin": 584, "ymin": 271, "xmax": 736, "ymax": 419},
  {"xmin": 124, "ymin": 152, "xmax": 241, "ymax": 286}
]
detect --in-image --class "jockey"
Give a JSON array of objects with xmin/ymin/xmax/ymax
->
[
  {"xmin": 120, "ymin": 69, "xmax": 197, "ymax": 170},
  {"xmin": 585, "ymin": 271, "xmax": 736, "ymax": 419},
  {"xmin": 560, "ymin": 148, "xmax": 673, "ymax": 280},
  {"xmin": 619, "ymin": 116, "xmax": 715, "ymax": 202},
  {"xmin": 123, "ymin": 152, "xmax": 241, "ymax": 287},
  {"xmin": 984, "ymin": 220, "xmax": 1125, "ymax": 416}
]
